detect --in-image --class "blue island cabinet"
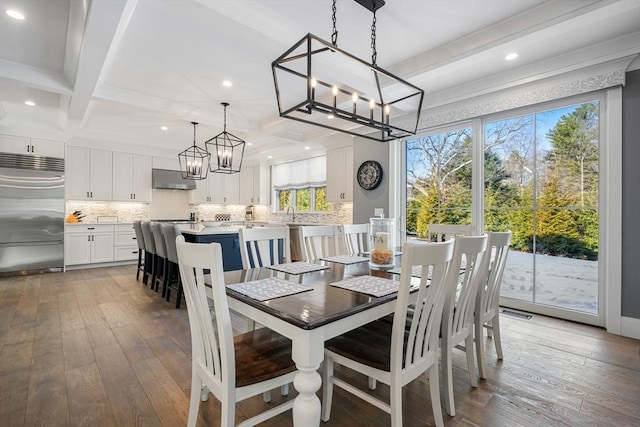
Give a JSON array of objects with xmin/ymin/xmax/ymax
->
[{"xmin": 182, "ymin": 232, "xmax": 243, "ymax": 271}]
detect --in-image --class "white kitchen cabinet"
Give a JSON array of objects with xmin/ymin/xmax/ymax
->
[
  {"xmin": 65, "ymin": 224, "xmax": 114, "ymax": 266},
  {"xmin": 326, "ymin": 146, "xmax": 353, "ymax": 202},
  {"xmin": 190, "ymin": 172, "xmax": 240, "ymax": 204},
  {"xmin": 239, "ymin": 165, "xmax": 270, "ymax": 205},
  {"xmin": 112, "ymin": 152, "xmax": 152, "ymax": 202},
  {"xmin": 223, "ymin": 173, "xmax": 240, "ymax": 204},
  {"xmin": 0, "ymin": 134, "xmax": 64, "ymax": 157},
  {"xmin": 66, "ymin": 147, "xmax": 113, "ymax": 200},
  {"xmin": 114, "ymin": 223, "xmax": 138, "ymax": 261},
  {"xmin": 190, "ymin": 176, "xmax": 211, "ymax": 203}
]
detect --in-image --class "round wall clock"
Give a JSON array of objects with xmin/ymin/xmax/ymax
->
[{"xmin": 357, "ymin": 160, "xmax": 383, "ymax": 190}]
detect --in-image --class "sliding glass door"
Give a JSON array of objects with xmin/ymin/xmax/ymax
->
[
  {"xmin": 401, "ymin": 94, "xmax": 603, "ymax": 324},
  {"xmin": 484, "ymin": 101, "xmax": 600, "ymax": 316}
]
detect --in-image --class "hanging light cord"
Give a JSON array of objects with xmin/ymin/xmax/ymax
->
[
  {"xmin": 370, "ymin": 9, "xmax": 377, "ymax": 66},
  {"xmin": 331, "ymin": 0, "xmax": 338, "ymax": 46},
  {"xmin": 192, "ymin": 122, "xmax": 197, "ymax": 146}
]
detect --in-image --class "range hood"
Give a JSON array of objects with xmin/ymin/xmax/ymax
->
[{"xmin": 152, "ymin": 168, "xmax": 196, "ymax": 190}]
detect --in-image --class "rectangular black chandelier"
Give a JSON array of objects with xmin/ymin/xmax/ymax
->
[{"xmin": 272, "ymin": 33, "xmax": 424, "ymax": 142}]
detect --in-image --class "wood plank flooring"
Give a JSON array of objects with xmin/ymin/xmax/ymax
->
[{"xmin": 1, "ymin": 265, "xmax": 638, "ymax": 426}]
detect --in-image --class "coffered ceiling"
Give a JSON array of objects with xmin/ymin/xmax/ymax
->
[{"xmin": 1, "ymin": 0, "xmax": 639, "ymax": 162}]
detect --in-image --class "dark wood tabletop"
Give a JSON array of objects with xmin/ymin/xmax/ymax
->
[{"xmin": 224, "ymin": 259, "xmax": 403, "ymax": 330}]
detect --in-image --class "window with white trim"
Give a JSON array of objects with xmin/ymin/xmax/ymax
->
[{"xmin": 273, "ymin": 156, "xmax": 330, "ymax": 212}]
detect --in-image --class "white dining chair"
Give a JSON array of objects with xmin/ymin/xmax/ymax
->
[
  {"xmin": 175, "ymin": 235, "xmax": 297, "ymax": 427},
  {"xmin": 427, "ymin": 223, "xmax": 473, "ymax": 242},
  {"xmin": 342, "ymin": 223, "xmax": 369, "ymax": 255},
  {"xmin": 299, "ymin": 225, "xmax": 338, "ymax": 261},
  {"xmin": 440, "ymin": 233, "xmax": 488, "ymax": 417},
  {"xmin": 321, "ymin": 239, "xmax": 456, "ymax": 427},
  {"xmin": 238, "ymin": 226, "xmax": 291, "ymax": 269},
  {"xmin": 474, "ymin": 231, "xmax": 512, "ymax": 379}
]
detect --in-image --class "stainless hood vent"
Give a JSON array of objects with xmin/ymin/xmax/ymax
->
[{"xmin": 152, "ymin": 168, "xmax": 196, "ymax": 190}]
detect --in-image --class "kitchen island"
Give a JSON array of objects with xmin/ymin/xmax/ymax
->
[{"xmin": 178, "ymin": 223, "xmax": 246, "ymax": 271}]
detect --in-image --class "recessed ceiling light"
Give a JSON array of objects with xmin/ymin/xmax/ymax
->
[
  {"xmin": 222, "ymin": 80, "xmax": 232, "ymax": 87},
  {"xmin": 505, "ymin": 53, "xmax": 518, "ymax": 61},
  {"xmin": 268, "ymin": 155, "xmax": 272, "ymax": 159},
  {"xmin": 24, "ymin": 101, "xmax": 35, "ymax": 106},
  {"xmin": 327, "ymin": 113, "xmax": 335, "ymax": 119},
  {"xmin": 160, "ymin": 126, "xmax": 168, "ymax": 131},
  {"xmin": 6, "ymin": 10, "xmax": 25, "ymax": 20},
  {"xmin": 305, "ymin": 146, "xmax": 310, "ymax": 150},
  {"xmin": 247, "ymin": 142, "xmax": 252, "ymax": 146}
]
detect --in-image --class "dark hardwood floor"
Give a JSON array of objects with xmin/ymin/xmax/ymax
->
[{"xmin": 1, "ymin": 265, "xmax": 638, "ymax": 426}]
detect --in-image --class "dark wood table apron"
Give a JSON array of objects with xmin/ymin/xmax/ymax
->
[{"xmin": 223, "ymin": 258, "xmax": 412, "ymax": 427}]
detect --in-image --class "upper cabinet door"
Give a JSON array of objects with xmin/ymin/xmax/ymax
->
[
  {"xmin": 89, "ymin": 149, "xmax": 113, "ymax": 200},
  {"xmin": 0, "ymin": 135, "xmax": 64, "ymax": 157},
  {"xmin": 66, "ymin": 147, "xmax": 91, "ymax": 200},
  {"xmin": 239, "ymin": 167, "xmax": 254, "ymax": 204},
  {"xmin": 132, "ymin": 154, "xmax": 152, "ymax": 202},
  {"xmin": 326, "ymin": 146, "xmax": 353, "ymax": 202},
  {"xmin": 112, "ymin": 152, "xmax": 152, "ymax": 202},
  {"xmin": 30, "ymin": 138, "xmax": 65, "ymax": 158},
  {"xmin": 224, "ymin": 173, "xmax": 240, "ymax": 204},
  {"xmin": 112, "ymin": 152, "xmax": 134, "ymax": 201}
]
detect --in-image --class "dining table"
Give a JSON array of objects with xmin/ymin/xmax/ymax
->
[{"xmin": 221, "ymin": 255, "xmax": 415, "ymax": 427}]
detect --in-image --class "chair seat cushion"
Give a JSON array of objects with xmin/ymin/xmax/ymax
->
[
  {"xmin": 234, "ymin": 327, "xmax": 297, "ymax": 387},
  {"xmin": 325, "ymin": 320, "xmax": 401, "ymax": 372}
]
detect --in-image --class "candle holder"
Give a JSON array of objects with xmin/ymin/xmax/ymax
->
[{"xmin": 369, "ymin": 217, "xmax": 396, "ymax": 269}]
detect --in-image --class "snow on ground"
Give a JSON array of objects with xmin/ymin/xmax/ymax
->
[{"xmin": 501, "ymin": 250, "xmax": 598, "ymax": 314}]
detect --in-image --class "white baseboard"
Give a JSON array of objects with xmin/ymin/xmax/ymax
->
[{"xmin": 620, "ymin": 316, "xmax": 640, "ymax": 340}]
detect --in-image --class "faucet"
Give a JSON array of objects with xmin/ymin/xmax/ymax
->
[{"xmin": 286, "ymin": 205, "xmax": 296, "ymax": 223}]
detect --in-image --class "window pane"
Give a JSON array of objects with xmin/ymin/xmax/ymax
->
[
  {"xmin": 405, "ymin": 127, "xmax": 472, "ymax": 238},
  {"xmin": 296, "ymin": 188, "xmax": 311, "ymax": 212},
  {"xmin": 315, "ymin": 186, "xmax": 330, "ymax": 211},
  {"xmin": 278, "ymin": 190, "xmax": 291, "ymax": 211}
]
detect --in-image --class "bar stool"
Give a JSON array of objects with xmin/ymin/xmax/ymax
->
[
  {"xmin": 132, "ymin": 221, "xmax": 146, "ymax": 281},
  {"xmin": 161, "ymin": 223, "xmax": 183, "ymax": 308},
  {"xmin": 151, "ymin": 221, "xmax": 168, "ymax": 293},
  {"xmin": 140, "ymin": 221, "xmax": 157, "ymax": 287}
]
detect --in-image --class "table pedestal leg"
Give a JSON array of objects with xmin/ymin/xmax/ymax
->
[{"xmin": 292, "ymin": 364, "xmax": 322, "ymax": 427}]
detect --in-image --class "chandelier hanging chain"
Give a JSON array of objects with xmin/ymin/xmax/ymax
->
[
  {"xmin": 192, "ymin": 122, "xmax": 197, "ymax": 145},
  {"xmin": 370, "ymin": 9, "xmax": 377, "ymax": 66},
  {"xmin": 223, "ymin": 104, "xmax": 227, "ymax": 132},
  {"xmin": 331, "ymin": 0, "xmax": 338, "ymax": 46}
]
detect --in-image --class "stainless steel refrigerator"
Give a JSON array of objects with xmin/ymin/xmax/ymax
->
[{"xmin": 0, "ymin": 153, "xmax": 65, "ymax": 275}]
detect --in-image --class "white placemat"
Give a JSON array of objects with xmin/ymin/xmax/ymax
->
[
  {"xmin": 330, "ymin": 276, "xmax": 401, "ymax": 297},
  {"xmin": 266, "ymin": 262, "xmax": 329, "ymax": 275},
  {"xmin": 227, "ymin": 277, "xmax": 311, "ymax": 301},
  {"xmin": 319, "ymin": 255, "xmax": 370, "ymax": 265}
]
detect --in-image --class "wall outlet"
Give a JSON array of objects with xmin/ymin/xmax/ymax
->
[{"xmin": 374, "ymin": 208, "xmax": 384, "ymax": 217}]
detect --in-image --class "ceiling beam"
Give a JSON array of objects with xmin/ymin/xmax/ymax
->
[{"xmin": 64, "ymin": 0, "xmax": 138, "ymax": 136}]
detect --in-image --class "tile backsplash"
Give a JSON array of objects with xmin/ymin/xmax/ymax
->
[{"xmin": 67, "ymin": 192, "xmax": 353, "ymax": 225}]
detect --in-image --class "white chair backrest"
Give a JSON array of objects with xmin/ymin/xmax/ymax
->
[
  {"xmin": 428, "ymin": 224, "xmax": 473, "ymax": 242},
  {"xmin": 476, "ymin": 231, "xmax": 511, "ymax": 318},
  {"xmin": 141, "ymin": 221, "xmax": 156, "ymax": 254},
  {"xmin": 442, "ymin": 234, "xmax": 488, "ymax": 338},
  {"xmin": 342, "ymin": 223, "xmax": 369, "ymax": 255},
  {"xmin": 161, "ymin": 223, "xmax": 180, "ymax": 264},
  {"xmin": 133, "ymin": 221, "xmax": 145, "ymax": 250},
  {"xmin": 239, "ymin": 226, "xmax": 291, "ymax": 269},
  {"xmin": 299, "ymin": 225, "xmax": 338, "ymax": 261},
  {"xmin": 151, "ymin": 222, "xmax": 167, "ymax": 258},
  {"xmin": 393, "ymin": 239, "xmax": 455, "ymax": 371},
  {"xmin": 176, "ymin": 235, "xmax": 234, "ymax": 394}
]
